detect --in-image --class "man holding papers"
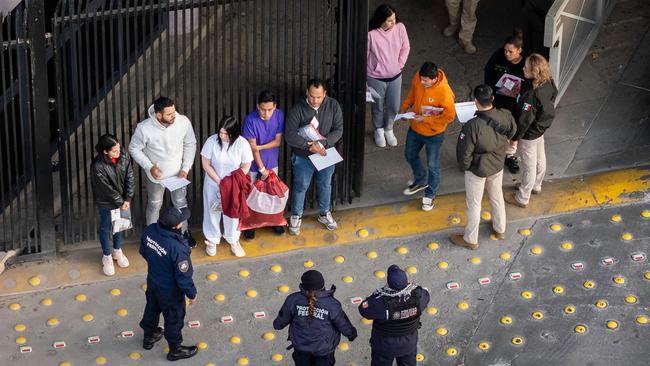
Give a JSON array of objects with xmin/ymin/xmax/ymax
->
[
  {"xmin": 129, "ymin": 97, "xmax": 197, "ymax": 245},
  {"xmin": 285, "ymin": 79, "xmax": 344, "ymax": 234},
  {"xmin": 399, "ymin": 62, "xmax": 456, "ymax": 211}
]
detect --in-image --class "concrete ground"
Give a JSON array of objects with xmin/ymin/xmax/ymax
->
[
  {"xmin": 356, "ymin": 0, "xmax": 650, "ymax": 209},
  {"xmin": 1, "ymin": 167, "xmax": 649, "ymax": 365}
]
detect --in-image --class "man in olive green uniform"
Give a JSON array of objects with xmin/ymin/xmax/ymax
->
[{"xmin": 451, "ymin": 84, "xmax": 517, "ymax": 249}]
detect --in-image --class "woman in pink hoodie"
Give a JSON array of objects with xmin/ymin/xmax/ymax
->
[{"xmin": 367, "ymin": 4, "xmax": 410, "ymax": 148}]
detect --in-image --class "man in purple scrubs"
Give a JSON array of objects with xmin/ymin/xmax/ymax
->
[{"xmin": 241, "ymin": 90, "xmax": 286, "ymax": 240}]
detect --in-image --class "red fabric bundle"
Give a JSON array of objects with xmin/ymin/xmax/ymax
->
[{"xmin": 240, "ymin": 171, "xmax": 289, "ymax": 230}]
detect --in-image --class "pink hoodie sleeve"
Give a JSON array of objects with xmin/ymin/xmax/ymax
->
[{"xmin": 398, "ymin": 23, "xmax": 410, "ymax": 70}]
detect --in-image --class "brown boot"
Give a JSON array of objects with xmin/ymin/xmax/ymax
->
[
  {"xmin": 450, "ymin": 234, "xmax": 479, "ymax": 250},
  {"xmin": 490, "ymin": 227, "xmax": 506, "ymax": 240},
  {"xmin": 504, "ymin": 192, "xmax": 527, "ymax": 208}
]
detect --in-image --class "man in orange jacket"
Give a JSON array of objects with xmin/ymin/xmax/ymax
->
[{"xmin": 400, "ymin": 62, "xmax": 456, "ymax": 211}]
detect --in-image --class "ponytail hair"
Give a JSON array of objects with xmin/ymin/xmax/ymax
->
[
  {"xmin": 504, "ymin": 28, "xmax": 524, "ymax": 49},
  {"xmin": 307, "ymin": 290, "xmax": 317, "ymax": 320}
]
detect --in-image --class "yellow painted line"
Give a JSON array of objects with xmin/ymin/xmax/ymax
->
[{"xmin": 1, "ymin": 167, "xmax": 648, "ymax": 296}]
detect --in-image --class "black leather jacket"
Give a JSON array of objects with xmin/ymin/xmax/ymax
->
[{"xmin": 90, "ymin": 149, "xmax": 135, "ymax": 209}]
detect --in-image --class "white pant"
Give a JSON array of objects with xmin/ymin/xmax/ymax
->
[
  {"xmin": 463, "ymin": 170, "xmax": 506, "ymax": 244},
  {"xmin": 516, "ymin": 135, "xmax": 546, "ymax": 204},
  {"xmin": 202, "ymin": 179, "xmax": 239, "ymax": 245}
]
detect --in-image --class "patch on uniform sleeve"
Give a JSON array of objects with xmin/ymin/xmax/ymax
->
[
  {"xmin": 459, "ymin": 132, "xmax": 465, "ymax": 141},
  {"xmin": 362, "ymin": 301, "xmax": 368, "ymax": 309},
  {"xmin": 178, "ymin": 260, "xmax": 190, "ymax": 273},
  {"xmin": 522, "ymin": 103, "xmax": 533, "ymax": 112}
]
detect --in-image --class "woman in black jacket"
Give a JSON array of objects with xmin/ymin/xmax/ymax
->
[
  {"xmin": 90, "ymin": 134, "xmax": 135, "ymax": 276},
  {"xmin": 273, "ymin": 270, "xmax": 358, "ymax": 366},
  {"xmin": 505, "ymin": 53, "xmax": 558, "ymax": 209},
  {"xmin": 484, "ymin": 29, "xmax": 528, "ymax": 173}
]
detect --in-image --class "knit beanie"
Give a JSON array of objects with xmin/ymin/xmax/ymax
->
[
  {"xmin": 387, "ymin": 264, "xmax": 408, "ymax": 290},
  {"xmin": 301, "ymin": 270, "xmax": 325, "ymax": 291}
]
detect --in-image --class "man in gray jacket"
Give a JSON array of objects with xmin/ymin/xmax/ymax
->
[
  {"xmin": 129, "ymin": 97, "xmax": 197, "ymax": 244},
  {"xmin": 284, "ymin": 79, "xmax": 344, "ymax": 234},
  {"xmin": 451, "ymin": 85, "xmax": 516, "ymax": 249}
]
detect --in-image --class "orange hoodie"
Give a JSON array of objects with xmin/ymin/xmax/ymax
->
[{"xmin": 400, "ymin": 70, "xmax": 456, "ymax": 136}]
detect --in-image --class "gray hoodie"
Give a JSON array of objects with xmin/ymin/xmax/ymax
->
[{"xmin": 128, "ymin": 104, "xmax": 197, "ymax": 182}]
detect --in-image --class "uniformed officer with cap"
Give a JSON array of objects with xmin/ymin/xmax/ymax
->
[
  {"xmin": 358, "ymin": 264, "xmax": 430, "ymax": 366},
  {"xmin": 139, "ymin": 206, "xmax": 198, "ymax": 361}
]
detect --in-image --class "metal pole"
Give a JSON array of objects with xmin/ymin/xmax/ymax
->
[{"xmin": 26, "ymin": 0, "xmax": 56, "ymax": 255}]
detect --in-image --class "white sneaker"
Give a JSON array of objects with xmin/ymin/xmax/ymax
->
[
  {"xmin": 230, "ymin": 241, "xmax": 246, "ymax": 257},
  {"xmin": 112, "ymin": 249, "xmax": 130, "ymax": 268},
  {"xmin": 422, "ymin": 197, "xmax": 435, "ymax": 211},
  {"xmin": 102, "ymin": 254, "xmax": 115, "ymax": 276},
  {"xmin": 374, "ymin": 128, "xmax": 386, "ymax": 147},
  {"xmin": 318, "ymin": 212, "xmax": 338, "ymax": 231},
  {"xmin": 289, "ymin": 215, "xmax": 302, "ymax": 235},
  {"xmin": 384, "ymin": 130, "xmax": 398, "ymax": 146},
  {"xmin": 205, "ymin": 240, "xmax": 217, "ymax": 257}
]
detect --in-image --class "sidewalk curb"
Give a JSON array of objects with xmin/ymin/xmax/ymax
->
[{"xmin": 1, "ymin": 167, "xmax": 648, "ymax": 297}]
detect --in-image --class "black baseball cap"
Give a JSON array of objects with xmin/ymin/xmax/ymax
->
[{"xmin": 159, "ymin": 207, "xmax": 191, "ymax": 228}]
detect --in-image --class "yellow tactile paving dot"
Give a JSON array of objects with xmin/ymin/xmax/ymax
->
[
  {"xmin": 214, "ymin": 293, "xmax": 226, "ymax": 302},
  {"xmin": 518, "ymin": 228, "xmax": 532, "ymax": 236},
  {"xmin": 262, "ymin": 332, "xmax": 275, "ymax": 341},
  {"xmin": 74, "ymin": 293, "xmax": 87, "ymax": 302},
  {"xmin": 95, "ymin": 356, "xmax": 107, "ymax": 365},
  {"xmin": 338, "ymin": 342, "xmax": 349, "ymax": 351},
  {"xmin": 481, "ymin": 211, "xmax": 492, "ymax": 221},
  {"xmin": 8, "ymin": 303, "xmax": 21, "ymax": 311},
  {"xmin": 129, "ymin": 352, "xmax": 141, "ymax": 360},
  {"xmin": 366, "ymin": 250, "xmax": 378, "ymax": 259},
  {"xmin": 334, "ymin": 255, "xmax": 345, "ymax": 264},
  {"xmin": 109, "ymin": 288, "xmax": 121, "ymax": 296},
  {"xmin": 374, "ymin": 270, "xmax": 386, "ymax": 279},
  {"xmin": 621, "ymin": 232, "xmax": 633, "ymax": 241},
  {"xmin": 237, "ymin": 358, "xmax": 249, "ymax": 365},
  {"xmin": 40, "ymin": 297, "xmax": 52, "ymax": 306},
  {"xmin": 610, "ymin": 214, "xmax": 622, "ymax": 222},
  {"xmin": 395, "ymin": 246, "xmax": 409, "ymax": 254},
  {"xmin": 271, "ymin": 353, "xmax": 283, "ymax": 361},
  {"xmin": 28, "ymin": 276, "xmax": 41, "ymax": 286},
  {"xmin": 197, "ymin": 341, "xmax": 208, "ymax": 349},
  {"xmin": 427, "ymin": 242, "xmax": 439, "ymax": 250},
  {"xmin": 303, "ymin": 260, "xmax": 314, "ymax": 268},
  {"xmin": 207, "ymin": 272, "xmax": 219, "ymax": 280},
  {"xmin": 238, "ymin": 269, "xmax": 250, "ymax": 278}
]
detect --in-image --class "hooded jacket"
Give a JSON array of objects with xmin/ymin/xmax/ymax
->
[
  {"xmin": 128, "ymin": 104, "xmax": 197, "ymax": 182},
  {"xmin": 284, "ymin": 97, "xmax": 344, "ymax": 158},
  {"xmin": 90, "ymin": 149, "xmax": 135, "ymax": 209},
  {"xmin": 358, "ymin": 284, "xmax": 430, "ymax": 357},
  {"xmin": 273, "ymin": 285, "xmax": 358, "ymax": 356},
  {"xmin": 456, "ymin": 108, "xmax": 517, "ymax": 177},
  {"xmin": 400, "ymin": 70, "xmax": 456, "ymax": 136},
  {"xmin": 513, "ymin": 80, "xmax": 557, "ymax": 141}
]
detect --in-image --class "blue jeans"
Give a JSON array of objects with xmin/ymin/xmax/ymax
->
[
  {"xmin": 404, "ymin": 128, "xmax": 444, "ymax": 198},
  {"xmin": 290, "ymin": 154, "xmax": 335, "ymax": 217},
  {"xmin": 98, "ymin": 207, "xmax": 122, "ymax": 256}
]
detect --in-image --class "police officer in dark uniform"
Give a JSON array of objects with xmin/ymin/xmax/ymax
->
[
  {"xmin": 358, "ymin": 264, "xmax": 430, "ymax": 366},
  {"xmin": 273, "ymin": 270, "xmax": 358, "ymax": 366},
  {"xmin": 139, "ymin": 207, "xmax": 198, "ymax": 361}
]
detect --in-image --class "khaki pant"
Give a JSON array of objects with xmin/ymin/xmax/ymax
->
[
  {"xmin": 445, "ymin": 0, "xmax": 480, "ymax": 43},
  {"xmin": 516, "ymin": 135, "xmax": 546, "ymax": 204},
  {"xmin": 463, "ymin": 170, "xmax": 506, "ymax": 244}
]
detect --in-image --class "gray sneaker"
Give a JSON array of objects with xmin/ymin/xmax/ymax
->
[
  {"xmin": 289, "ymin": 215, "xmax": 302, "ymax": 235},
  {"xmin": 318, "ymin": 212, "xmax": 338, "ymax": 231}
]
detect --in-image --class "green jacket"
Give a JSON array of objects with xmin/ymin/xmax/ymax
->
[
  {"xmin": 513, "ymin": 80, "xmax": 557, "ymax": 141},
  {"xmin": 456, "ymin": 108, "xmax": 517, "ymax": 178}
]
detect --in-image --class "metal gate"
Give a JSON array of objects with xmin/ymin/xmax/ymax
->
[
  {"xmin": 0, "ymin": 1, "xmax": 55, "ymax": 257},
  {"xmin": 52, "ymin": 0, "xmax": 367, "ymax": 246}
]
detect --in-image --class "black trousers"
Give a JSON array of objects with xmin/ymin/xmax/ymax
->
[
  {"xmin": 292, "ymin": 350, "xmax": 335, "ymax": 366},
  {"xmin": 371, "ymin": 350, "xmax": 417, "ymax": 366},
  {"xmin": 139, "ymin": 281, "xmax": 186, "ymax": 346}
]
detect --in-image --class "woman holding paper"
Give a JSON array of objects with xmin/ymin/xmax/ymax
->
[
  {"xmin": 484, "ymin": 29, "xmax": 527, "ymax": 173},
  {"xmin": 90, "ymin": 134, "xmax": 135, "ymax": 276},
  {"xmin": 505, "ymin": 54, "xmax": 557, "ymax": 209},
  {"xmin": 201, "ymin": 116, "xmax": 253, "ymax": 258},
  {"xmin": 367, "ymin": 4, "xmax": 410, "ymax": 147}
]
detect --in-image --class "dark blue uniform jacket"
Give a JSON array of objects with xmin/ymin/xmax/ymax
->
[
  {"xmin": 273, "ymin": 285, "xmax": 358, "ymax": 356},
  {"xmin": 359, "ymin": 286, "xmax": 430, "ymax": 357},
  {"xmin": 139, "ymin": 223, "xmax": 197, "ymax": 299}
]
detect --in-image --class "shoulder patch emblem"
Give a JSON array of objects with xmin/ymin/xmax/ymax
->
[
  {"xmin": 362, "ymin": 301, "xmax": 368, "ymax": 309},
  {"xmin": 459, "ymin": 132, "xmax": 465, "ymax": 140},
  {"xmin": 522, "ymin": 103, "xmax": 533, "ymax": 112},
  {"xmin": 178, "ymin": 260, "xmax": 189, "ymax": 273}
]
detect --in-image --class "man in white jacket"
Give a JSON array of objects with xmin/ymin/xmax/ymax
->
[{"xmin": 129, "ymin": 97, "xmax": 197, "ymax": 243}]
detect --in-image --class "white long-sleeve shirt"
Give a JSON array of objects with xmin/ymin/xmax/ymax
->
[{"xmin": 128, "ymin": 104, "xmax": 197, "ymax": 182}]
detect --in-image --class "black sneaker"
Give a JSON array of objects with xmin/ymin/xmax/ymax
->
[
  {"xmin": 243, "ymin": 229, "xmax": 255, "ymax": 241},
  {"xmin": 505, "ymin": 155, "xmax": 520, "ymax": 174},
  {"xmin": 142, "ymin": 327, "xmax": 164, "ymax": 350},
  {"xmin": 167, "ymin": 344, "xmax": 198, "ymax": 361},
  {"xmin": 403, "ymin": 182, "xmax": 429, "ymax": 196},
  {"xmin": 183, "ymin": 230, "xmax": 197, "ymax": 249},
  {"xmin": 272, "ymin": 226, "xmax": 285, "ymax": 235}
]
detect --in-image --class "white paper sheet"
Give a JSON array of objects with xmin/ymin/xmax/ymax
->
[
  {"xmin": 308, "ymin": 147, "xmax": 343, "ymax": 171},
  {"xmin": 455, "ymin": 102, "xmax": 477, "ymax": 123},
  {"xmin": 393, "ymin": 112, "xmax": 416, "ymax": 121},
  {"xmin": 159, "ymin": 176, "xmax": 191, "ymax": 192}
]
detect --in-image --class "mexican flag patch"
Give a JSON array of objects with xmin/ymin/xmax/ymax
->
[{"xmin": 522, "ymin": 103, "xmax": 533, "ymax": 112}]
